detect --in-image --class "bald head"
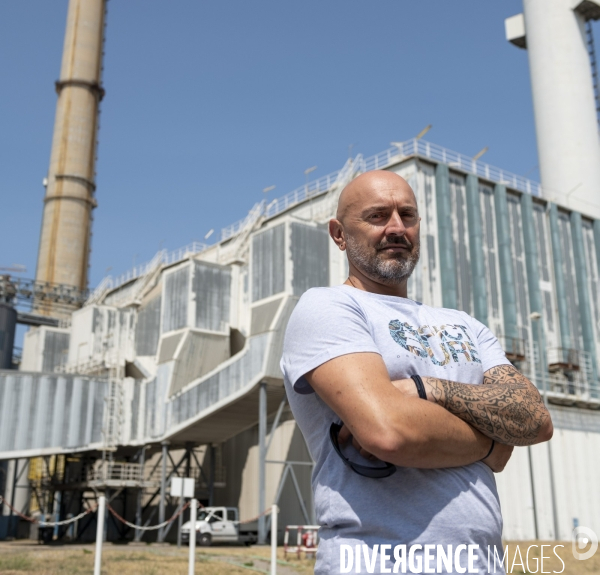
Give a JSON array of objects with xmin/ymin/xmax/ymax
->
[
  {"xmin": 329, "ymin": 169, "xmax": 421, "ymax": 292},
  {"xmin": 336, "ymin": 170, "xmax": 417, "ymax": 223}
]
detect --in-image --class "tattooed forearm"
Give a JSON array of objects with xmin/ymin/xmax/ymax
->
[{"xmin": 423, "ymin": 365, "xmax": 553, "ymax": 446}]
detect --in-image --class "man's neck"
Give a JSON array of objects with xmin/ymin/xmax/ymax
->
[{"xmin": 345, "ymin": 266, "xmax": 408, "ymax": 298}]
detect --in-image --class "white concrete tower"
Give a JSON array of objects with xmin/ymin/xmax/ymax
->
[
  {"xmin": 35, "ymin": 0, "xmax": 107, "ymax": 308},
  {"xmin": 506, "ymin": 1, "xmax": 600, "ymax": 217}
]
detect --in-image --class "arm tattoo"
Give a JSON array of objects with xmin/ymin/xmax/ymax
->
[{"xmin": 424, "ymin": 365, "xmax": 550, "ymax": 446}]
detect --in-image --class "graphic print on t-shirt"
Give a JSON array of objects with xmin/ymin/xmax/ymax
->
[{"xmin": 389, "ymin": 320, "xmax": 482, "ymax": 366}]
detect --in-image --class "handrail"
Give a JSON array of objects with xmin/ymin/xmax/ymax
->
[
  {"xmin": 93, "ymin": 241, "xmax": 208, "ymax": 297},
  {"xmin": 220, "ymin": 139, "xmax": 542, "ymax": 243},
  {"xmin": 92, "ymin": 139, "xmax": 542, "ymax": 294},
  {"xmin": 389, "ymin": 139, "xmax": 543, "ymax": 196}
]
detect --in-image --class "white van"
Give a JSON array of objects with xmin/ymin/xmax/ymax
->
[{"xmin": 180, "ymin": 506, "xmax": 258, "ymax": 547}]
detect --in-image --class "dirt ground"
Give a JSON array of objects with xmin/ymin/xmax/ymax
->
[
  {"xmin": 0, "ymin": 541, "xmax": 315, "ymax": 575},
  {"xmin": 0, "ymin": 540, "xmax": 598, "ymax": 574}
]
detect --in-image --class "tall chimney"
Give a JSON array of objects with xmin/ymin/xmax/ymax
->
[
  {"xmin": 35, "ymin": 0, "xmax": 106, "ymax": 310},
  {"xmin": 506, "ymin": 1, "xmax": 600, "ymax": 217}
]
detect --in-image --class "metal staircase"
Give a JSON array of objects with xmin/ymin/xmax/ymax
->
[{"xmin": 219, "ymin": 200, "xmax": 267, "ymax": 263}]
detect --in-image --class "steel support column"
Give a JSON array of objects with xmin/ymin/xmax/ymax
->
[
  {"xmin": 8, "ymin": 459, "xmax": 19, "ymax": 537},
  {"xmin": 134, "ymin": 446, "xmax": 146, "ymax": 542},
  {"xmin": 527, "ymin": 446, "xmax": 539, "ymax": 540},
  {"xmin": 258, "ymin": 381, "xmax": 267, "ymax": 544},
  {"xmin": 158, "ymin": 441, "xmax": 169, "ymax": 542},
  {"xmin": 209, "ymin": 444, "xmax": 215, "ymax": 507},
  {"xmin": 547, "ymin": 438, "xmax": 560, "ymax": 541},
  {"xmin": 0, "ymin": 304, "xmax": 17, "ymax": 369}
]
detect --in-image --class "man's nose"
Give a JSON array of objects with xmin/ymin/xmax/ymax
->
[{"xmin": 385, "ymin": 211, "xmax": 407, "ymax": 236}]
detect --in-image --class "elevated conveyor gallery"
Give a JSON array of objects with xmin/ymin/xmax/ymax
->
[
  {"xmin": 4, "ymin": 141, "xmax": 600, "ymax": 540},
  {"xmin": 0, "ymin": 295, "xmax": 295, "ymax": 460}
]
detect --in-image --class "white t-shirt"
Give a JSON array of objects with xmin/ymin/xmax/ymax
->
[{"xmin": 281, "ymin": 285, "xmax": 511, "ymax": 574}]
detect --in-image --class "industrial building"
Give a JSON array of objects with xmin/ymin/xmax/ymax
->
[{"xmin": 1, "ymin": 0, "xmax": 600, "ymax": 546}]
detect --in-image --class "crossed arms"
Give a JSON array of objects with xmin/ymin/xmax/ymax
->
[{"xmin": 304, "ymin": 353, "xmax": 553, "ymax": 471}]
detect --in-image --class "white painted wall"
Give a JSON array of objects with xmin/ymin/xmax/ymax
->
[{"xmin": 523, "ymin": 0, "xmax": 600, "ymax": 218}]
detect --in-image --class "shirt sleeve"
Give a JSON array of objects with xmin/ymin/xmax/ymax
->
[
  {"xmin": 466, "ymin": 314, "xmax": 513, "ymax": 374},
  {"xmin": 281, "ymin": 288, "xmax": 381, "ymax": 394}
]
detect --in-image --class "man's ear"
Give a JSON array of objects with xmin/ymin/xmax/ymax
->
[{"xmin": 329, "ymin": 219, "xmax": 346, "ymax": 251}]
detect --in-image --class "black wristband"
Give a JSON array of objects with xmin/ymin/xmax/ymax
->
[
  {"xmin": 410, "ymin": 375, "xmax": 427, "ymax": 400},
  {"xmin": 482, "ymin": 439, "xmax": 495, "ymax": 460}
]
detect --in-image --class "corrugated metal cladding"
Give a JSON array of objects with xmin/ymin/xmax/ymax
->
[
  {"xmin": 533, "ymin": 203, "xmax": 557, "ymax": 342},
  {"xmin": 558, "ymin": 211, "xmax": 584, "ymax": 350},
  {"xmin": 449, "ymin": 174, "xmax": 473, "ymax": 315},
  {"xmin": 130, "ymin": 380, "xmax": 141, "ymax": 441},
  {"xmin": 0, "ymin": 305, "xmax": 17, "ymax": 369},
  {"xmin": 264, "ymin": 297, "xmax": 299, "ymax": 378},
  {"xmin": 162, "ymin": 266, "xmax": 190, "ymax": 333},
  {"xmin": 157, "ymin": 332, "xmax": 184, "ymax": 364},
  {"xmin": 169, "ymin": 333, "xmax": 268, "ymax": 427},
  {"xmin": 582, "ymin": 220, "xmax": 600, "ymax": 344},
  {"xmin": 144, "ymin": 377, "xmax": 156, "ymax": 438},
  {"xmin": 291, "ymin": 222, "xmax": 329, "ymax": 297},
  {"xmin": 192, "ymin": 261, "xmax": 231, "ymax": 332},
  {"xmin": 42, "ymin": 331, "xmax": 69, "ymax": 372},
  {"xmin": 550, "ymin": 404, "xmax": 600, "ymax": 432},
  {"xmin": 169, "ymin": 331, "xmax": 230, "ymax": 396},
  {"xmin": 0, "ymin": 372, "xmax": 106, "ymax": 453},
  {"xmin": 135, "ymin": 295, "xmax": 161, "ymax": 356},
  {"xmin": 507, "ymin": 194, "xmax": 530, "ymax": 342},
  {"xmin": 479, "ymin": 184, "xmax": 502, "ymax": 334},
  {"xmin": 398, "ymin": 168, "xmax": 420, "ymax": 301},
  {"xmin": 104, "ymin": 278, "xmax": 139, "ymax": 307},
  {"xmin": 252, "ymin": 224, "xmax": 285, "ymax": 302},
  {"xmin": 89, "ymin": 307, "xmax": 135, "ymax": 358},
  {"xmin": 142, "ymin": 362, "xmax": 171, "ymax": 438},
  {"xmin": 396, "ymin": 161, "xmax": 438, "ymax": 305},
  {"xmin": 421, "ymin": 164, "xmax": 438, "ymax": 306},
  {"xmin": 251, "ymin": 297, "xmax": 283, "ymax": 335}
]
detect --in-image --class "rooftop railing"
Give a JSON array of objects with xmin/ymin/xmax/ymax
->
[
  {"xmin": 92, "ymin": 241, "xmax": 208, "ymax": 298},
  {"xmin": 390, "ymin": 139, "xmax": 542, "ymax": 196},
  {"xmin": 220, "ymin": 139, "xmax": 542, "ymax": 242},
  {"xmin": 220, "ymin": 170, "xmax": 345, "ymax": 241},
  {"xmin": 94, "ymin": 139, "xmax": 542, "ymax": 294}
]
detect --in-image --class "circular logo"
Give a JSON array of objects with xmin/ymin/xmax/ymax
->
[{"xmin": 572, "ymin": 526, "xmax": 598, "ymax": 561}]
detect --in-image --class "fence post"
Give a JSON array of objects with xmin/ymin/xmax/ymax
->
[
  {"xmin": 271, "ymin": 504, "xmax": 278, "ymax": 575},
  {"xmin": 258, "ymin": 382, "xmax": 267, "ymax": 544},
  {"xmin": 94, "ymin": 495, "xmax": 106, "ymax": 575},
  {"xmin": 158, "ymin": 440, "xmax": 169, "ymax": 542},
  {"xmin": 188, "ymin": 498, "xmax": 197, "ymax": 575}
]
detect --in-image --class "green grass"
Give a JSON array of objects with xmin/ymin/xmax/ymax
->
[{"xmin": 0, "ymin": 555, "xmax": 32, "ymax": 571}]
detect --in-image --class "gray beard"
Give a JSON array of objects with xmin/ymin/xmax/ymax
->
[{"xmin": 345, "ymin": 234, "xmax": 420, "ymax": 285}]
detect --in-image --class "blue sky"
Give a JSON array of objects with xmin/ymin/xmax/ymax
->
[{"xmin": 2, "ymin": 0, "xmax": 541, "ymax": 289}]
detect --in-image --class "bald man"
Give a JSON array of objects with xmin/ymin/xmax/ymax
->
[{"xmin": 280, "ymin": 171, "xmax": 552, "ymax": 574}]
